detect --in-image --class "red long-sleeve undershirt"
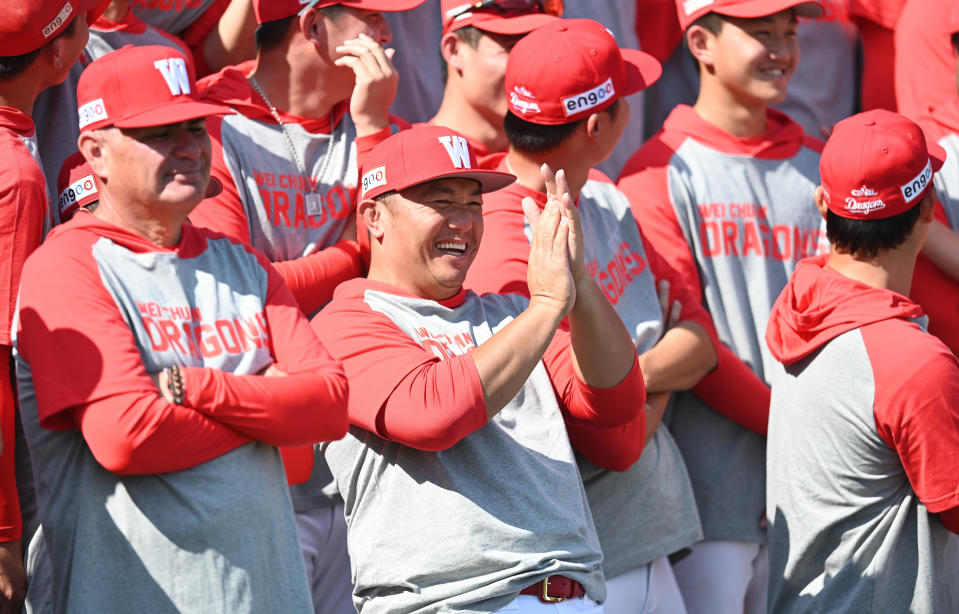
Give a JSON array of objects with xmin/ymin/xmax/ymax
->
[
  {"xmin": 313, "ymin": 280, "xmax": 643, "ymax": 455},
  {"xmin": 17, "ymin": 222, "xmax": 348, "ymax": 477}
]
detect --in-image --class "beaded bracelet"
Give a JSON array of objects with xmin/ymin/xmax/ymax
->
[{"xmin": 167, "ymin": 364, "xmax": 185, "ymax": 405}]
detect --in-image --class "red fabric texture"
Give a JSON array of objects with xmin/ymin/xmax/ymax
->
[
  {"xmin": 766, "ymin": 255, "xmax": 924, "ymax": 364},
  {"xmin": 634, "ymin": 0, "xmax": 684, "ymax": 63},
  {"xmin": 0, "ymin": 107, "xmax": 46, "ymax": 347},
  {"xmin": 271, "ymin": 240, "xmax": 363, "ymax": 314},
  {"xmin": 15, "ymin": 214, "xmax": 348, "ymax": 476},
  {"xmin": 0, "ymin": 348, "xmax": 21, "ymax": 541},
  {"xmin": 848, "ymin": 0, "xmax": 904, "ymax": 27},
  {"xmin": 313, "ymin": 278, "xmax": 643, "ymax": 455},
  {"xmin": 312, "ymin": 279, "xmax": 488, "ymax": 451},
  {"xmin": 893, "ymin": 0, "xmax": 957, "ymax": 122},
  {"xmin": 855, "ymin": 19, "xmax": 897, "ymax": 112}
]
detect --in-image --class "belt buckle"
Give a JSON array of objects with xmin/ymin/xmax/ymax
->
[{"xmin": 541, "ymin": 578, "xmax": 565, "ymax": 603}]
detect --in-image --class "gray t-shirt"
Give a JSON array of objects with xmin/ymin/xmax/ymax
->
[
  {"xmin": 315, "ymin": 281, "xmax": 607, "ymax": 614},
  {"xmin": 767, "ymin": 316, "xmax": 959, "ymax": 613},
  {"xmin": 620, "ymin": 105, "xmax": 826, "ymax": 542},
  {"xmin": 14, "ymin": 220, "xmax": 314, "ymax": 613}
]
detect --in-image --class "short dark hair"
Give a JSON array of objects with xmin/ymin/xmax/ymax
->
[
  {"xmin": 826, "ymin": 196, "xmax": 925, "ymax": 259},
  {"xmin": 255, "ymin": 16, "xmax": 296, "ymax": 53},
  {"xmin": 440, "ymin": 26, "xmax": 485, "ymax": 84},
  {"xmin": 504, "ymin": 99, "xmax": 621, "ymax": 154},
  {"xmin": 0, "ymin": 17, "xmax": 78, "ymax": 82}
]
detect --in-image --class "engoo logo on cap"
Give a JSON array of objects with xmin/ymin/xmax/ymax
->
[
  {"xmin": 901, "ymin": 160, "xmax": 932, "ymax": 203},
  {"xmin": 59, "ymin": 174, "xmax": 98, "ymax": 214},
  {"xmin": 362, "ymin": 166, "xmax": 387, "ymax": 196},
  {"xmin": 78, "ymin": 99, "xmax": 108, "ymax": 129},
  {"xmin": 42, "ymin": 2, "xmax": 74, "ymax": 39},
  {"xmin": 562, "ymin": 78, "xmax": 615, "ymax": 117}
]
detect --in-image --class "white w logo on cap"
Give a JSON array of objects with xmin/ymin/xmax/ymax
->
[
  {"xmin": 153, "ymin": 58, "xmax": 191, "ymax": 96},
  {"xmin": 438, "ymin": 136, "xmax": 472, "ymax": 169}
]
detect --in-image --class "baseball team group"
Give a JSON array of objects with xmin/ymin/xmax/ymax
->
[{"xmin": 1, "ymin": 0, "xmax": 958, "ymax": 613}]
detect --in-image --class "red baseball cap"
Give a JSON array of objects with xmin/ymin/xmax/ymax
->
[
  {"xmin": 441, "ymin": 0, "xmax": 561, "ymax": 35},
  {"xmin": 505, "ymin": 19, "xmax": 661, "ymax": 125},
  {"xmin": 57, "ymin": 152, "xmax": 100, "ymax": 221},
  {"xmin": 254, "ymin": 0, "xmax": 426, "ymax": 25},
  {"xmin": 76, "ymin": 45, "xmax": 227, "ymax": 132},
  {"xmin": 821, "ymin": 110, "xmax": 946, "ymax": 220},
  {"xmin": 676, "ymin": 0, "xmax": 823, "ymax": 31},
  {"xmin": 0, "ymin": 0, "xmax": 110, "ymax": 56},
  {"xmin": 360, "ymin": 125, "xmax": 515, "ymax": 200}
]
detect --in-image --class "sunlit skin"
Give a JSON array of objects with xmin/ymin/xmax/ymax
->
[
  {"xmin": 691, "ymin": 9, "xmax": 799, "ymax": 137},
  {"xmin": 83, "ymin": 118, "xmax": 212, "ymax": 246},
  {"xmin": 366, "ymin": 177, "xmax": 485, "ymax": 301}
]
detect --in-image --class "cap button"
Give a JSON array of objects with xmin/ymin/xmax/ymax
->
[
  {"xmin": 555, "ymin": 24, "xmax": 568, "ymax": 31},
  {"xmin": 863, "ymin": 119, "xmax": 876, "ymax": 126}
]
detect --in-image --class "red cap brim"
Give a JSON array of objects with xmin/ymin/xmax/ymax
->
[
  {"xmin": 336, "ymin": 0, "xmax": 426, "ymax": 10},
  {"xmin": 621, "ymin": 48, "xmax": 663, "ymax": 96},
  {"xmin": 714, "ymin": 0, "xmax": 823, "ymax": 20},
  {"xmin": 445, "ymin": 12, "xmax": 559, "ymax": 35},
  {"xmin": 368, "ymin": 169, "xmax": 516, "ymax": 201},
  {"xmin": 82, "ymin": 0, "xmax": 111, "ymax": 24},
  {"xmin": 110, "ymin": 101, "xmax": 229, "ymax": 130},
  {"xmin": 930, "ymin": 141, "xmax": 947, "ymax": 173}
]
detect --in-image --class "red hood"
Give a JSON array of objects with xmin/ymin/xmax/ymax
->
[
  {"xmin": 663, "ymin": 104, "xmax": 820, "ymax": 159},
  {"xmin": 766, "ymin": 254, "xmax": 924, "ymax": 364},
  {"xmin": 198, "ymin": 61, "xmax": 346, "ymax": 132},
  {"xmin": 0, "ymin": 106, "xmax": 35, "ymax": 137}
]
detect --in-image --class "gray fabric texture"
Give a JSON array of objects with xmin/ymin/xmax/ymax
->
[
  {"xmin": 661, "ymin": 123, "xmax": 825, "ymax": 542},
  {"xmin": 15, "ymin": 233, "xmax": 313, "ymax": 613},
  {"xmin": 320, "ymin": 288, "xmax": 605, "ymax": 614},
  {"xmin": 767, "ymin": 326, "xmax": 959, "ymax": 614}
]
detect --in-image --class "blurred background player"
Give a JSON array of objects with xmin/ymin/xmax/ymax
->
[
  {"xmin": 467, "ymin": 19, "xmax": 718, "ymax": 613},
  {"xmin": 766, "ymin": 109, "xmax": 959, "ymax": 614},
  {"xmin": 617, "ymin": 0, "xmax": 827, "ymax": 611}
]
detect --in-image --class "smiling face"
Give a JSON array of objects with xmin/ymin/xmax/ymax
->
[
  {"xmin": 368, "ymin": 177, "xmax": 484, "ymax": 300},
  {"xmin": 706, "ymin": 10, "xmax": 799, "ymax": 107},
  {"xmin": 99, "ymin": 118, "xmax": 212, "ymax": 213}
]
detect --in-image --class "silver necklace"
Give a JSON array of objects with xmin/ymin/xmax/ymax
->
[{"xmin": 248, "ymin": 74, "xmax": 337, "ymax": 216}]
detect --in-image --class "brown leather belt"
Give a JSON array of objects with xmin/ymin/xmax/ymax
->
[{"xmin": 519, "ymin": 576, "xmax": 586, "ymax": 603}]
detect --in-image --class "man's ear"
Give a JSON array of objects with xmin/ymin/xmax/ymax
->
[
  {"xmin": 814, "ymin": 185, "xmax": 829, "ymax": 220},
  {"xmin": 298, "ymin": 8, "xmax": 326, "ymax": 48},
  {"xmin": 359, "ymin": 198, "xmax": 386, "ymax": 240},
  {"xmin": 440, "ymin": 33, "xmax": 463, "ymax": 73},
  {"xmin": 585, "ymin": 112, "xmax": 602, "ymax": 143},
  {"xmin": 686, "ymin": 25, "xmax": 715, "ymax": 69},
  {"xmin": 78, "ymin": 131, "xmax": 107, "ymax": 181}
]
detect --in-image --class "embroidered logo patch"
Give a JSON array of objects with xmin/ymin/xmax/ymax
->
[
  {"xmin": 509, "ymin": 86, "xmax": 541, "ymax": 115},
  {"xmin": 561, "ymin": 78, "xmax": 614, "ymax": 116},
  {"xmin": 900, "ymin": 160, "xmax": 932, "ymax": 203},
  {"xmin": 362, "ymin": 165, "xmax": 387, "ymax": 196},
  {"xmin": 78, "ymin": 98, "xmax": 108, "ymax": 129}
]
